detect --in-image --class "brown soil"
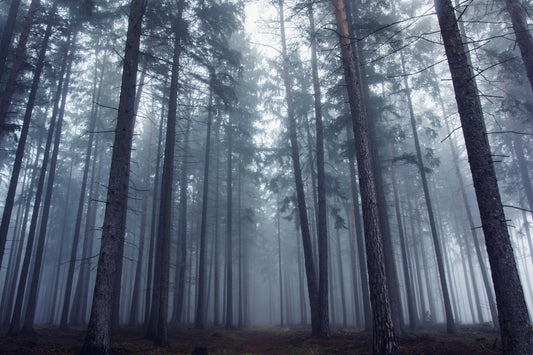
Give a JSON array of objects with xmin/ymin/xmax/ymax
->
[{"xmin": 0, "ymin": 325, "xmax": 502, "ymax": 354}]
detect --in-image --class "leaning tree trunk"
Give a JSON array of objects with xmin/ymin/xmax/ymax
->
[
  {"xmin": 0, "ymin": 0, "xmax": 40, "ymax": 137},
  {"xmin": 5, "ymin": 18, "xmax": 60, "ymax": 337},
  {"xmin": 332, "ymin": 0, "xmax": 398, "ymax": 353},
  {"xmin": 0, "ymin": 0, "xmax": 21, "ymax": 81},
  {"xmin": 434, "ymin": 0, "xmax": 533, "ymax": 352},
  {"xmin": 400, "ymin": 51, "xmax": 456, "ymax": 333},
  {"xmin": 80, "ymin": 1, "xmax": 145, "ymax": 353},
  {"xmin": 503, "ymin": 0, "xmax": 533, "ymax": 95},
  {"xmin": 278, "ymin": 0, "xmax": 320, "ymax": 338}
]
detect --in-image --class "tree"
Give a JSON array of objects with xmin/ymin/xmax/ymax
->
[
  {"xmin": 278, "ymin": 0, "xmax": 321, "ymax": 338},
  {"xmin": 0, "ymin": 0, "xmax": 22, "ymax": 81},
  {"xmin": 434, "ymin": 0, "xmax": 533, "ymax": 352},
  {"xmin": 0, "ymin": 0, "xmax": 40, "ymax": 137},
  {"xmin": 331, "ymin": 0, "xmax": 398, "ymax": 353},
  {"xmin": 80, "ymin": 0, "xmax": 145, "ymax": 352}
]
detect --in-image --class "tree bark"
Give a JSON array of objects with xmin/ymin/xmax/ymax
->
[
  {"xmin": 225, "ymin": 107, "xmax": 234, "ymax": 329},
  {"xmin": 434, "ymin": 0, "xmax": 533, "ymax": 352},
  {"xmin": 81, "ymin": 1, "xmax": 145, "ymax": 352},
  {"xmin": 332, "ymin": 0, "xmax": 398, "ymax": 353}
]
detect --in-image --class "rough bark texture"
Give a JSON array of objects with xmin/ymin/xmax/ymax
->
[
  {"xmin": 80, "ymin": 1, "xmax": 144, "ymax": 353},
  {"xmin": 435, "ymin": 0, "xmax": 533, "ymax": 352},
  {"xmin": 332, "ymin": 0, "xmax": 398, "ymax": 353},
  {"xmin": 0, "ymin": 0, "xmax": 40, "ymax": 137},
  {"xmin": 279, "ymin": 0, "xmax": 320, "ymax": 338}
]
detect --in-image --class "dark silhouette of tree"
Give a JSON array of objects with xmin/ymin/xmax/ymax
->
[
  {"xmin": 331, "ymin": 0, "xmax": 398, "ymax": 353},
  {"xmin": 80, "ymin": 0, "xmax": 145, "ymax": 352},
  {"xmin": 434, "ymin": 0, "xmax": 533, "ymax": 352}
]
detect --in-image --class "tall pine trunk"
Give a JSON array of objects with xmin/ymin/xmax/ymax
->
[
  {"xmin": 332, "ymin": 0, "xmax": 398, "ymax": 353},
  {"xmin": 154, "ymin": 1, "xmax": 184, "ymax": 343},
  {"xmin": 225, "ymin": 108, "xmax": 234, "ymax": 329},
  {"xmin": 434, "ymin": 0, "xmax": 533, "ymax": 352},
  {"xmin": 81, "ymin": 1, "xmax": 145, "ymax": 352},
  {"xmin": 0, "ymin": 0, "xmax": 21, "ymax": 81}
]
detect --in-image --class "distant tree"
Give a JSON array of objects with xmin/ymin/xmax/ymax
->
[
  {"xmin": 80, "ymin": 0, "xmax": 145, "ymax": 353},
  {"xmin": 434, "ymin": 0, "xmax": 533, "ymax": 352}
]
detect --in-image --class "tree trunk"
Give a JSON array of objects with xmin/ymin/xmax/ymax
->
[
  {"xmin": 307, "ymin": 4, "xmax": 329, "ymax": 337},
  {"xmin": 277, "ymin": 200, "xmax": 284, "ymax": 327},
  {"xmin": 335, "ymin": 226, "xmax": 347, "ymax": 328},
  {"xmin": 6, "ymin": 18, "xmax": 61, "ymax": 337},
  {"xmin": 212, "ymin": 120, "xmax": 221, "ymax": 326},
  {"xmin": 81, "ymin": 1, "xmax": 145, "ymax": 352},
  {"xmin": 434, "ymin": 0, "xmax": 533, "ymax": 352},
  {"xmin": 61, "ymin": 36, "xmax": 104, "ymax": 329},
  {"xmin": 388, "ymin": 139, "xmax": 417, "ymax": 330},
  {"xmin": 0, "ymin": 0, "xmax": 46, "ymax": 269},
  {"xmin": 400, "ymin": 51, "xmax": 456, "ymax": 333},
  {"xmin": 0, "ymin": 0, "xmax": 40, "ymax": 137},
  {"xmin": 172, "ymin": 116, "xmax": 191, "ymax": 324},
  {"xmin": 225, "ymin": 108, "xmax": 234, "ymax": 329},
  {"xmin": 503, "ymin": 0, "xmax": 533, "ymax": 95},
  {"xmin": 278, "ymin": 0, "xmax": 320, "ymax": 337},
  {"xmin": 154, "ymin": 1, "xmax": 184, "ymax": 344},
  {"xmin": 144, "ymin": 102, "xmax": 165, "ymax": 329},
  {"xmin": 195, "ymin": 87, "xmax": 214, "ymax": 329},
  {"xmin": 331, "ymin": 1, "xmax": 398, "ymax": 353},
  {"xmin": 128, "ymin": 114, "xmax": 154, "ymax": 326},
  {"xmin": 0, "ymin": 0, "xmax": 21, "ymax": 81}
]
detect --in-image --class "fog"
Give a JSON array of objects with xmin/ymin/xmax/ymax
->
[{"xmin": 0, "ymin": 0, "xmax": 532, "ymax": 353}]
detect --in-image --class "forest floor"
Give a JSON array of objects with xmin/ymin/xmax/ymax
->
[{"xmin": 0, "ymin": 324, "xmax": 502, "ymax": 354}]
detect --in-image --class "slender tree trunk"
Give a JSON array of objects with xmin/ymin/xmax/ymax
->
[
  {"xmin": 212, "ymin": 120, "xmax": 221, "ymax": 326},
  {"xmin": 503, "ymin": 0, "xmax": 533, "ymax": 95},
  {"xmin": 172, "ymin": 116, "xmax": 191, "ymax": 324},
  {"xmin": 0, "ymin": 141, "xmax": 42, "ymax": 326},
  {"xmin": 6, "ymin": 19, "xmax": 63, "ymax": 337},
  {"xmin": 225, "ymin": 109, "xmax": 234, "ymax": 329},
  {"xmin": 129, "ymin": 116, "xmax": 154, "ymax": 326},
  {"xmin": 278, "ymin": 0, "xmax": 320, "ymax": 337},
  {"xmin": 81, "ymin": 1, "xmax": 145, "ymax": 352},
  {"xmin": 0, "ymin": 0, "xmax": 40, "ymax": 137},
  {"xmin": 335, "ymin": 226, "xmax": 347, "ymax": 328},
  {"xmin": 307, "ymin": 4, "xmax": 329, "ymax": 337},
  {"xmin": 345, "ymin": 126, "xmax": 371, "ymax": 331},
  {"xmin": 435, "ymin": 0, "xmax": 533, "ymax": 351},
  {"xmin": 195, "ymin": 87, "xmax": 213, "ymax": 329},
  {"xmin": 0, "ymin": 0, "xmax": 21, "ymax": 81},
  {"xmin": 154, "ymin": 1, "xmax": 183, "ymax": 344},
  {"xmin": 400, "ymin": 51, "xmax": 455, "ymax": 333},
  {"xmin": 0, "ymin": 0, "xmax": 47, "ymax": 268},
  {"xmin": 144, "ymin": 103, "xmax": 165, "ymax": 329},
  {"xmin": 388, "ymin": 140, "xmax": 417, "ymax": 330},
  {"xmin": 61, "ymin": 47, "xmax": 107, "ymax": 330},
  {"xmin": 332, "ymin": 1, "xmax": 398, "ymax": 353},
  {"xmin": 21, "ymin": 27, "xmax": 67, "ymax": 330},
  {"xmin": 277, "ymin": 200, "xmax": 284, "ymax": 327}
]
